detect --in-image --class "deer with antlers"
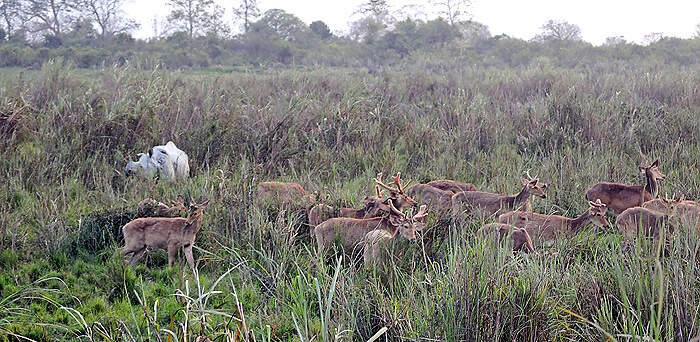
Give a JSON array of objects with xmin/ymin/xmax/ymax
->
[
  {"xmin": 362, "ymin": 204, "xmax": 429, "ymax": 267},
  {"xmin": 257, "ymin": 181, "xmax": 316, "ymax": 209},
  {"xmin": 498, "ymin": 200, "xmax": 610, "ymax": 244},
  {"xmin": 451, "ymin": 171, "xmax": 547, "ymax": 219},
  {"xmin": 586, "ymin": 160, "xmax": 666, "ymax": 213},
  {"xmin": 477, "ymin": 223, "xmax": 535, "ymax": 253},
  {"xmin": 122, "ymin": 198, "xmax": 210, "ymax": 269},
  {"xmin": 314, "ymin": 199, "xmax": 427, "ymax": 254},
  {"xmin": 374, "ymin": 172, "xmax": 418, "ymax": 210},
  {"xmin": 308, "ymin": 186, "xmax": 392, "ymax": 226},
  {"xmin": 426, "ymin": 180, "xmax": 477, "ymax": 193}
]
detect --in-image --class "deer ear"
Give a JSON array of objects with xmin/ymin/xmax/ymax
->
[
  {"xmin": 177, "ymin": 195, "xmax": 185, "ymax": 204},
  {"xmin": 639, "ymin": 166, "xmax": 646, "ymax": 174},
  {"xmin": 521, "ymin": 177, "xmax": 530, "ymax": 186},
  {"xmin": 651, "ymin": 160, "xmax": 659, "ymax": 168},
  {"xmin": 199, "ymin": 200, "xmax": 210, "ymax": 208}
]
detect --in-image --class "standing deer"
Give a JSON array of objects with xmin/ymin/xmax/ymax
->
[
  {"xmin": 405, "ymin": 183, "xmax": 453, "ymax": 215},
  {"xmin": 616, "ymin": 203, "xmax": 678, "ymax": 243},
  {"xmin": 308, "ymin": 186, "xmax": 391, "ymax": 226},
  {"xmin": 363, "ymin": 205, "xmax": 429, "ymax": 267},
  {"xmin": 257, "ymin": 181, "xmax": 316, "ymax": 209},
  {"xmin": 426, "ymin": 179, "xmax": 477, "ymax": 193},
  {"xmin": 122, "ymin": 198, "xmax": 210, "ymax": 269},
  {"xmin": 586, "ymin": 160, "xmax": 666, "ymax": 213},
  {"xmin": 451, "ymin": 173, "xmax": 547, "ymax": 219},
  {"xmin": 497, "ymin": 200, "xmax": 610, "ymax": 244},
  {"xmin": 477, "ymin": 223, "xmax": 535, "ymax": 253},
  {"xmin": 314, "ymin": 199, "xmax": 426, "ymax": 253},
  {"xmin": 643, "ymin": 198, "xmax": 700, "ymax": 230},
  {"xmin": 374, "ymin": 172, "xmax": 418, "ymax": 209}
]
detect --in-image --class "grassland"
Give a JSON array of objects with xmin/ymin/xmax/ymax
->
[{"xmin": 0, "ymin": 59, "xmax": 699, "ymax": 341}]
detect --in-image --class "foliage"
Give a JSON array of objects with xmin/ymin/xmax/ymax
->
[{"xmin": 0, "ymin": 56, "xmax": 699, "ymax": 340}]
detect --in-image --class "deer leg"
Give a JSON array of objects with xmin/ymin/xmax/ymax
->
[
  {"xmin": 128, "ymin": 247, "xmax": 147, "ymax": 267},
  {"xmin": 167, "ymin": 244, "xmax": 178, "ymax": 267},
  {"xmin": 184, "ymin": 244, "xmax": 195, "ymax": 270}
]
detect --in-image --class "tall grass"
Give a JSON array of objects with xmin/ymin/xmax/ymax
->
[{"xmin": 0, "ymin": 59, "xmax": 699, "ymax": 340}]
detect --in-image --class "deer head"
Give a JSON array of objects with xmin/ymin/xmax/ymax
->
[
  {"xmin": 386, "ymin": 200, "xmax": 427, "ymax": 242},
  {"xmin": 521, "ymin": 171, "xmax": 547, "ymax": 199},
  {"xmin": 186, "ymin": 198, "xmax": 210, "ymax": 226},
  {"xmin": 361, "ymin": 185, "xmax": 392, "ymax": 218},
  {"xmin": 587, "ymin": 199, "xmax": 610, "ymax": 228},
  {"xmin": 375, "ymin": 172, "xmax": 418, "ymax": 209},
  {"xmin": 639, "ymin": 160, "xmax": 665, "ymax": 181}
]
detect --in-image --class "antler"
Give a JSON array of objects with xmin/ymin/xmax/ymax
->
[
  {"xmin": 375, "ymin": 185, "xmax": 385, "ymax": 198},
  {"xmin": 413, "ymin": 205, "xmax": 428, "ymax": 221},
  {"xmin": 588, "ymin": 199, "xmax": 606, "ymax": 207},
  {"xmin": 524, "ymin": 169, "xmax": 538, "ymax": 182},
  {"xmin": 387, "ymin": 199, "xmax": 406, "ymax": 218},
  {"xmin": 391, "ymin": 172, "xmax": 412, "ymax": 193},
  {"xmin": 375, "ymin": 172, "xmax": 399, "ymax": 192}
]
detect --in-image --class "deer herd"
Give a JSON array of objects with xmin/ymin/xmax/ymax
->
[{"xmin": 120, "ymin": 159, "xmax": 700, "ymax": 270}]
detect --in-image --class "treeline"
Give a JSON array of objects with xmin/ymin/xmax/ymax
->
[{"xmin": 0, "ymin": 0, "xmax": 699, "ymax": 70}]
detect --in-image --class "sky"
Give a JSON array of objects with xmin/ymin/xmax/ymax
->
[{"xmin": 123, "ymin": 0, "xmax": 700, "ymax": 45}]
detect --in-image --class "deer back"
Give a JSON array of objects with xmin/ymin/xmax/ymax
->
[{"xmin": 427, "ymin": 180, "xmax": 477, "ymax": 193}]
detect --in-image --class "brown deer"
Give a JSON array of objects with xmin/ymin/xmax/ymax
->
[
  {"xmin": 308, "ymin": 186, "xmax": 391, "ymax": 226},
  {"xmin": 122, "ymin": 198, "xmax": 210, "ymax": 269},
  {"xmin": 477, "ymin": 223, "xmax": 535, "ymax": 253},
  {"xmin": 642, "ymin": 198, "xmax": 700, "ymax": 229},
  {"xmin": 137, "ymin": 195, "xmax": 186, "ymax": 217},
  {"xmin": 451, "ymin": 173, "xmax": 547, "ymax": 219},
  {"xmin": 405, "ymin": 183, "xmax": 453, "ymax": 215},
  {"xmin": 314, "ymin": 200, "xmax": 427, "ymax": 253},
  {"xmin": 374, "ymin": 172, "xmax": 418, "ymax": 209},
  {"xmin": 363, "ymin": 205, "xmax": 429, "ymax": 267},
  {"xmin": 257, "ymin": 181, "xmax": 316, "ymax": 209},
  {"xmin": 497, "ymin": 200, "xmax": 610, "ymax": 244},
  {"xmin": 585, "ymin": 160, "xmax": 666, "ymax": 213},
  {"xmin": 616, "ymin": 203, "xmax": 678, "ymax": 243},
  {"xmin": 426, "ymin": 179, "xmax": 477, "ymax": 193}
]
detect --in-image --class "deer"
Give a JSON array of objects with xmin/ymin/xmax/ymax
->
[
  {"xmin": 374, "ymin": 172, "xmax": 418, "ymax": 210},
  {"xmin": 426, "ymin": 179, "xmax": 477, "ymax": 193},
  {"xmin": 257, "ymin": 181, "xmax": 316, "ymax": 209},
  {"xmin": 362, "ymin": 204, "xmax": 429, "ymax": 267},
  {"xmin": 585, "ymin": 160, "xmax": 666, "ymax": 213},
  {"xmin": 615, "ymin": 202, "xmax": 679, "ymax": 244},
  {"xmin": 497, "ymin": 200, "xmax": 610, "ymax": 244},
  {"xmin": 405, "ymin": 183, "xmax": 453, "ymax": 215},
  {"xmin": 308, "ymin": 186, "xmax": 392, "ymax": 226},
  {"xmin": 476, "ymin": 223, "xmax": 535, "ymax": 253},
  {"xmin": 137, "ymin": 195, "xmax": 186, "ymax": 217},
  {"xmin": 122, "ymin": 198, "xmax": 210, "ymax": 269},
  {"xmin": 451, "ymin": 172, "xmax": 547, "ymax": 219},
  {"xmin": 642, "ymin": 197, "xmax": 700, "ymax": 230},
  {"xmin": 314, "ymin": 199, "xmax": 427, "ymax": 254}
]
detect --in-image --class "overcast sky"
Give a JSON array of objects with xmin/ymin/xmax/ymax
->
[{"xmin": 123, "ymin": 0, "xmax": 700, "ymax": 45}]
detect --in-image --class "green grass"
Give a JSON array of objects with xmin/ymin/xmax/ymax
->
[{"xmin": 0, "ymin": 59, "xmax": 699, "ymax": 341}]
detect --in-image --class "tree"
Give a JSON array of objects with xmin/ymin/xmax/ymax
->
[
  {"xmin": 166, "ymin": 0, "xmax": 223, "ymax": 39},
  {"xmin": 76, "ymin": 0, "xmax": 139, "ymax": 39},
  {"xmin": 604, "ymin": 36, "xmax": 626, "ymax": 46},
  {"xmin": 251, "ymin": 9, "xmax": 308, "ymax": 42},
  {"xmin": 460, "ymin": 20, "xmax": 490, "ymax": 43},
  {"xmin": 695, "ymin": 23, "xmax": 700, "ymax": 38},
  {"xmin": 431, "ymin": 0, "xmax": 471, "ymax": 26},
  {"xmin": 356, "ymin": 0, "xmax": 389, "ymax": 18},
  {"xmin": 533, "ymin": 20, "xmax": 582, "ymax": 42},
  {"xmin": 232, "ymin": 0, "xmax": 259, "ymax": 33},
  {"xmin": 1, "ymin": 0, "xmax": 26, "ymax": 39},
  {"xmin": 309, "ymin": 20, "xmax": 331, "ymax": 40},
  {"xmin": 22, "ymin": 0, "xmax": 77, "ymax": 37},
  {"xmin": 643, "ymin": 32, "xmax": 663, "ymax": 44}
]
